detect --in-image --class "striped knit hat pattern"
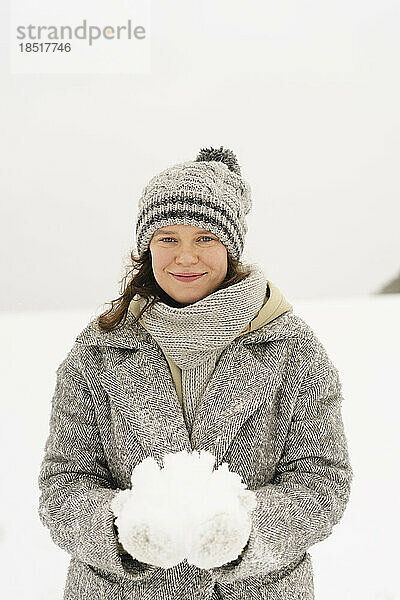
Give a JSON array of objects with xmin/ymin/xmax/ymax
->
[{"xmin": 135, "ymin": 146, "xmax": 252, "ymax": 260}]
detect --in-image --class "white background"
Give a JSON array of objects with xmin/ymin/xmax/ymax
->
[
  {"xmin": 0, "ymin": 0, "xmax": 399, "ymax": 311},
  {"xmin": 0, "ymin": 1, "xmax": 399, "ymax": 599}
]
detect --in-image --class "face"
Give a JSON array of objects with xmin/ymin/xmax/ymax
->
[{"xmin": 149, "ymin": 224, "xmax": 228, "ymax": 305}]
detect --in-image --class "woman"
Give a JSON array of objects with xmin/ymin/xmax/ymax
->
[{"xmin": 38, "ymin": 147, "xmax": 353, "ymax": 599}]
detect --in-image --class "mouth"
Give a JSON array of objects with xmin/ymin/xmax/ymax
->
[{"xmin": 169, "ymin": 272, "xmax": 206, "ymax": 282}]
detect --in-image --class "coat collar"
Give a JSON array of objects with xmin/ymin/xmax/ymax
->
[
  {"xmin": 74, "ymin": 292, "xmax": 308, "ymax": 472},
  {"xmin": 90, "ymin": 323, "xmax": 292, "ymax": 471}
]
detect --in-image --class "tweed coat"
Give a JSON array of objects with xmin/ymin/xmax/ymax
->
[{"xmin": 38, "ymin": 306, "xmax": 353, "ymax": 600}]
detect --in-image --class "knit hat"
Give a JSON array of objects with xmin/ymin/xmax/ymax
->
[{"xmin": 135, "ymin": 146, "xmax": 252, "ymax": 261}]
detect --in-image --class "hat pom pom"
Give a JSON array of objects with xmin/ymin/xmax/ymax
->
[{"xmin": 195, "ymin": 146, "xmax": 241, "ymax": 176}]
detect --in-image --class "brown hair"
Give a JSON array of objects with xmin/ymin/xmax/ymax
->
[{"xmin": 97, "ymin": 248, "xmax": 252, "ymax": 332}]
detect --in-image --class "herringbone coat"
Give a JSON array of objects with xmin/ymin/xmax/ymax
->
[{"xmin": 38, "ymin": 308, "xmax": 353, "ymax": 599}]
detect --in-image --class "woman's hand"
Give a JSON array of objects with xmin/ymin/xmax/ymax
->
[
  {"xmin": 220, "ymin": 537, "xmax": 250, "ymax": 568},
  {"xmin": 186, "ymin": 507, "xmax": 253, "ymax": 570},
  {"xmin": 110, "ymin": 451, "xmax": 256, "ymax": 571},
  {"xmin": 111, "ymin": 485, "xmax": 186, "ymax": 569}
]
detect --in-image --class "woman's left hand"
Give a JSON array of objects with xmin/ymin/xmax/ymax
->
[
  {"xmin": 220, "ymin": 537, "xmax": 250, "ymax": 568},
  {"xmin": 185, "ymin": 509, "xmax": 252, "ymax": 570}
]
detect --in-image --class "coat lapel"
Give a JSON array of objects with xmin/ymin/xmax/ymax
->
[
  {"xmin": 190, "ymin": 341, "xmax": 282, "ymax": 468},
  {"xmin": 76, "ymin": 310, "xmax": 294, "ymax": 470},
  {"xmin": 98, "ymin": 342, "xmax": 193, "ymax": 468}
]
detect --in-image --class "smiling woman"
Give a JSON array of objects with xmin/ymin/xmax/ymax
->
[{"xmin": 38, "ymin": 146, "xmax": 353, "ymax": 600}]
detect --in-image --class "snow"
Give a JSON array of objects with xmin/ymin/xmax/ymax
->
[
  {"xmin": 111, "ymin": 450, "xmax": 256, "ymax": 569},
  {"xmin": 0, "ymin": 294, "xmax": 399, "ymax": 599}
]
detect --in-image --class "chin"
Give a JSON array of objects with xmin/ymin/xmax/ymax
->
[
  {"xmin": 172, "ymin": 292, "xmax": 206, "ymax": 305},
  {"xmin": 174, "ymin": 295, "xmax": 203, "ymax": 305}
]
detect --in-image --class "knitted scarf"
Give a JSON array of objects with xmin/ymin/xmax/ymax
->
[
  {"xmin": 139, "ymin": 263, "xmax": 267, "ymax": 370},
  {"xmin": 138, "ymin": 263, "xmax": 267, "ymax": 435}
]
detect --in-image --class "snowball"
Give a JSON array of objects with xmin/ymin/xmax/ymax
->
[{"xmin": 111, "ymin": 449, "xmax": 256, "ymax": 569}]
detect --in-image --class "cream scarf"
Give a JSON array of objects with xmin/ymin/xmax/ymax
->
[
  {"xmin": 138, "ymin": 263, "xmax": 267, "ymax": 370},
  {"xmin": 138, "ymin": 263, "xmax": 267, "ymax": 434}
]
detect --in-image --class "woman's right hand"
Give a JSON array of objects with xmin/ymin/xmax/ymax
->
[{"xmin": 111, "ymin": 487, "xmax": 186, "ymax": 569}]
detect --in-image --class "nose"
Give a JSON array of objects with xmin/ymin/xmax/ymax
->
[{"xmin": 174, "ymin": 242, "xmax": 199, "ymax": 265}]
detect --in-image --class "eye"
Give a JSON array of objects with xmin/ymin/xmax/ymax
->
[{"xmin": 158, "ymin": 236, "xmax": 217, "ymax": 243}]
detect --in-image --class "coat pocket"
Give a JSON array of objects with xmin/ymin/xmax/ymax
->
[{"xmin": 258, "ymin": 552, "xmax": 314, "ymax": 599}]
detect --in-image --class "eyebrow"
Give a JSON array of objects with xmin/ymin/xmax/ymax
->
[{"xmin": 155, "ymin": 229, "xmax": 214, "ymax": 235}]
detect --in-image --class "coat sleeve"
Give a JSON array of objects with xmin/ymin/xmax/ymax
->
[
  {"xmin": 209, "ymin": 334, "xmax": 354, "ymax": 583},
  {"xmin": 37, "ymin": 343, "xmax": 157, "ymax": 582}
]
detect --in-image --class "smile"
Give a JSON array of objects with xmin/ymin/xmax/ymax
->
[{"xmin": 170, "ymin": 273, "xmax": 205, "ymax": 282}]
